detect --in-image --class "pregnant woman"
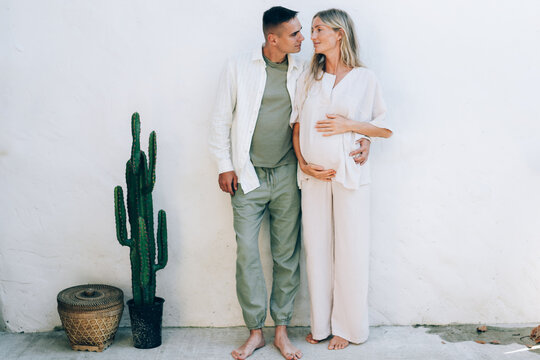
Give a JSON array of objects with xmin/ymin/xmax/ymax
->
[{"xmin": 291, "ymin": 9, "xmax": 393, "ymax": 350}]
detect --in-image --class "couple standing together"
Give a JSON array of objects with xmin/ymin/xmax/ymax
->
[{"xmin": 209, "ymin": 6, "xmax": 392, "ymax": 360}]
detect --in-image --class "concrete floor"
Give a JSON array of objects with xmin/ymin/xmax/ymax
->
[{"xmin": 1, "ymin": 326, "xmax": 539, "ymax": 359}]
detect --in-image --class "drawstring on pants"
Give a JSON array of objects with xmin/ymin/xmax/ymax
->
[{"xmin": 263, "ymin": 168, "xmax": 276, "ymax": 188}]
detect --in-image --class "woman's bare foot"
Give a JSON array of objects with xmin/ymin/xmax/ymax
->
[
  {"xmin": 274, "ymin": 325, "xmax": 303, "ymax": 360},
  {"xmin": 231, "ymin": 329, "xmax": 265, "ymax": 359},
  {"xmin": 328, "ymin": 335, "xmax": 349, "ymax": 350},
  {"xmin": 305, "ymin": 333, "xmax": 320, "ymax": 344}
]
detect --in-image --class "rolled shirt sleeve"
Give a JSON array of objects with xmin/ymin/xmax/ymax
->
[{"xmin": 369, "ymin": 78, "xmax": 392, "ymax": 133}]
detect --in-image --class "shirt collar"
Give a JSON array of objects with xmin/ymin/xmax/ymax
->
[{"xmin": 251, "ymin": 46, "xmax": 299, "ymax": 70}]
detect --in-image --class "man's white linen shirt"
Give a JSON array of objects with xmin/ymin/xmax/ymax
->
[{"xmin": 209, "ymin": 48, "xmax": 305, "ymax": 194}]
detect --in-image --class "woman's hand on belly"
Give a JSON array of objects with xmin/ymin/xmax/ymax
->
[
  {"xmin": 299, "ymin": 162, "xmax": 336, "ymax": 182},
  {"xmin": 315, "ymin": 114, "xmax": 354, "ymax": 136}
]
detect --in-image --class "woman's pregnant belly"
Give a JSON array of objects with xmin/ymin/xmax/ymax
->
[{"xmin": 301, "ymin": 131, "xmax": 345, "ymax": 171}]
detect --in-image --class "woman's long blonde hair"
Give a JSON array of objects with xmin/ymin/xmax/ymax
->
[{"xmin": 309, "ymin": 9, "xmax": 364, "ymax": 83}]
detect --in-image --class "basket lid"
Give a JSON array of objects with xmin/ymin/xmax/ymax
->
[{"xmin": 57, "ymin": 284, "xmax": 124, "ymax": 311}]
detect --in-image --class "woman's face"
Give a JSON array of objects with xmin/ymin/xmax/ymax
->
[{"xmin": 311, "ymin": 17, "xmax": 341, "ymax": 55}]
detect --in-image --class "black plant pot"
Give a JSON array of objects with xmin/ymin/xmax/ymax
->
[{"xmin": 127, "ymin": 297, "xmax": 164, "ymax": 349}]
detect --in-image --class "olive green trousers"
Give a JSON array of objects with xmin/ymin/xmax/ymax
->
[{"xmin": 231, "ymin": 163, "xmax": 301, "ymax": 329}]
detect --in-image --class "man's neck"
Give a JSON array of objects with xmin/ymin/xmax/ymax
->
[{"xmin": 262, "ymin": 44, "xmax": 287, "ymax": 63}]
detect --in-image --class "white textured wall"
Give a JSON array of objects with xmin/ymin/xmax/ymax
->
[{"xmin": 1, "ymin": 0, "xmax": 539, "ymax": 332}]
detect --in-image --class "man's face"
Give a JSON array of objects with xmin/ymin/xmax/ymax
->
[{"xmin": 273, "ymin": 17, "xmax": 304, "ymax": 54}]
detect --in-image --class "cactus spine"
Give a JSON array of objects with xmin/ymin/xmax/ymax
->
[{"xmin": 114, "ymin": 112, "xmax": 168, "ymax": 306}]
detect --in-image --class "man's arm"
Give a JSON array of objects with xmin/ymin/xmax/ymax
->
[
  {"xmin": 349, "ymin": 138, "xmax": 371, "ymax": 165},
  {"xmin": 208, "ymin": 59, "xmax": 238, "ymax": 194}
]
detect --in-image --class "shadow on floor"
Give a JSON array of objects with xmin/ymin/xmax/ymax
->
[{"xmin": 421, "ymin": 324, "xmax": 540, "ymax": 356}]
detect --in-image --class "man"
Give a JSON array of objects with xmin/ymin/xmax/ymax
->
[{"xmin": 209, "ymin": 6, "xmax": 370, "ymax": 360}]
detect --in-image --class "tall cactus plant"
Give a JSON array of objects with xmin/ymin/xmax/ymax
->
[{"xmin": 114, "ymin": 112, "xmax": 168, "ymax": 306}]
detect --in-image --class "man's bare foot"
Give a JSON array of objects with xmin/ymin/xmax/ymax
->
[
  {"xmin": 231, "ymin": 329, "xmax": 265, "ymax": 360},
  {"xmin": 328, "ymin": 335, "xmax": 349, "ymax": 350},
  {"xmin": 274, "ymin": 325, "xmax": 302, "ymax": 360},
  {"xmin": 305, "ymin": 333, "xmax": 320, "ymax": 344}
]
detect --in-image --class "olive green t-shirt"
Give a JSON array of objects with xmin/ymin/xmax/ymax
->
[{"xmin": 249, "ymin": 55, "xmax": 297, "ymax": 168}]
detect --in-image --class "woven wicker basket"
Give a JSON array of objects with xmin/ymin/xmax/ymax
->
[{"xmin": 57, "ymin": 284, "xmax": 124, "ymax": 352}]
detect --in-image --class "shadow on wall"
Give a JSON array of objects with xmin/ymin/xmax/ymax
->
[{"xmin": 0, "ymin": 293, "xmax": 5, "ymax": 331}]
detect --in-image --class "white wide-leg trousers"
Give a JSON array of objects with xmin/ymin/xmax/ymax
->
[{"xmin": 301, "ymin": 178, "xmax": 370, "ymax": 344}]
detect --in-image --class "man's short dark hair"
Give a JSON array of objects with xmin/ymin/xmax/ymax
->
[{"xmin": 263, "ymin": 6, "xmax": 298, "ymax": 37}]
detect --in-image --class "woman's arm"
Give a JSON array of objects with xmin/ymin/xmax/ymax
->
[
  {"xmin": 292, "ymin": 123, "xmax": 336, "ymax": 181},
  {"xmin": 317, "ymin": 76, "xmax": 393, "ymax": 138},
  {"xmin": 315, "ymin": 114, "xmax": 393, "ymax": 138}
]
